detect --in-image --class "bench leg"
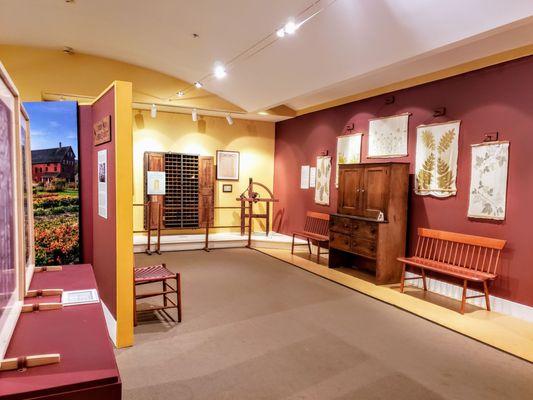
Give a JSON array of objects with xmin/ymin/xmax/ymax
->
[
  {"xmin": 483, "ymin": 281, "xmax": 491, "ymax": 312},
  {"xmin": 317, "ymin": 243, "xmax": 321, "ymax": 263},
  {"xmin": 307, "ymin": 238, "xmax": 312, "ymax": 254},
  {"xmin": 421, "ymin": 269, "xmax": 428, "ymax": 291},
  {"xmin": 291, "ymin": 234, "xmax": 295, "ymax": 254},
  {"xmin": 399, "ymin": 264, "xmax": 406, "ymax": 293},
  {"xmin": 133, "ymin": 279, "xmax": 138, "ymax": 327},
  {"xmin": 176, "ymin": 273, "xmax": 182, "ymax": 323},
  {"xmin": 460, "ymin": 279, "xmax": 468, "ymax": 314}
]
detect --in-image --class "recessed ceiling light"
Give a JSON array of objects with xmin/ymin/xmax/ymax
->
[
  {"xmin": 276, "ymin": 28, "xmax": 286, "ymax": 38},
  {"xmin": 177, "ymin": 91, "xmax": 185, "ymax": 97},
  {"xmin": 258, "ymin": 111, "xmax": 269, "ymax": 116},
  {"xmin": 213, "ymin": 63, "xmax": 227, "ymax": 79},
  {"xmin": 194, "ymin": 81, "xmax": 203, "ymax": 88},
  {"xmin": 284, "ymin": 19, "xmax": 298, "ymax": 35}
]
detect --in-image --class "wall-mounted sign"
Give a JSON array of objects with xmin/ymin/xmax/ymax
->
[
  {"xmin": 93, "ymin": 115, "xmax": 111, "ymax": 146},
  {"xmin": 147, "ymin": 171, "xmax": 166, "ymax": 195},
  {"xmin": 97, "ymin": 149, "xmax": 108, "ymax": 218}
]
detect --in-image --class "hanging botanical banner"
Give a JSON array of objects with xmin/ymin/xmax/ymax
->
[
  {"xmin": 335, "ymin": 133, "xmax": 362, "ymax": 187},
  {"xmin": 415, "ymin": 120, "xmax": 460, "ymax": 197},
  {"xmin": 468, "ymin": 141, "xmax": 509, "ymax": 220},
  {"xmin": 315, "ymin": 156, "xmax": 331, "ymax": 205},
  {"xmin": 368, "ymin": 113, "xmax": 409, "ymax": 158}
]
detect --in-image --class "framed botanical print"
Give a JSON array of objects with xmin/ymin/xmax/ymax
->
[{"xmin": 216, "ymin": 150, "xmax": 239, "ymax": 181}]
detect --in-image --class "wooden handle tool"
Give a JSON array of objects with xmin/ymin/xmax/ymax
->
[
  {"xmin": 25, "ymin": 289, "xmax": 63, "ymax": 298},
  {"xmin": 22, "ymin": 302, "xmax": 63, "ymax": 313},
  {"xmin": 0, "ymin": 354, "xmax": 60, "ymax": 371},
  {"xmin": 35, "ymin": 266, "xmax": 62, "ymax": 272}
]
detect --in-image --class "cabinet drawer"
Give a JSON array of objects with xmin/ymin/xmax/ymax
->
[
  {"xmin": 330, "ymin": 232, "xmax": 351, "ymax": 252},
  {"xmin": 330, "ymin": 216, "xmax": 352, "ymax": 234},
  {"xmin": 351, "ymin": 238, "xmax": 377, "ymax": 259},
  {"xmin": 352, "ymin": 220, "xmax": 378, "ymax": 240}
]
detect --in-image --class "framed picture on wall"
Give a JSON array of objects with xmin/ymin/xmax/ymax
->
[
  {"xmin": 222, "ymin": 184, "xmax": 233, "ymax": 193},
  {"xmin": 216, "ymin": 150, "xmax": 239, "ymax": 181}
]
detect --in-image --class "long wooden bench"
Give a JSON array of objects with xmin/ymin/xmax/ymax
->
[
  {"xmin": 292, "ymin": 211, "xmax": 330, "ymax": 263},
  {"xmin": 397, "ymin": 228, "xmax": 506, "ymax": 314}
]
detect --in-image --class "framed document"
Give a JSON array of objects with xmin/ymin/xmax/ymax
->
[{"xmin": 216, "ymin": 150, "xmax": 239, "ymax": 181}]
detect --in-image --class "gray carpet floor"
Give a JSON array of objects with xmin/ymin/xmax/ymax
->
[{"xmin": 118, "ymin": 248, "xmax": 533, "ymax": 400}]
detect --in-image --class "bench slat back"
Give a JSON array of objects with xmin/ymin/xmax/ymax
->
[
  {"xmin": 415, "ymin": 228, "xmax": 506, "ymax": 276},
  {"xmin": 304, "ymin": 212, "xmax": 330, "ymax": 237}
]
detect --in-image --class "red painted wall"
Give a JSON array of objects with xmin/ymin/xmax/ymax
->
[
  {"xmin": 274, "ymin": 56, "xmax": 533, "ymax": 307},
  {"xmin": 79, "ymin": 105, "xmax": 93, "ymax": 265},
  {"xmin": 79, "ymin": 89, "xmax": 117, "ymax": 317}
]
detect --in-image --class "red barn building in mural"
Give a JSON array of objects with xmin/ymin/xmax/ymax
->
[{"xmin": 31, "ymin": 143, "xmax": 77, "ymax": 183}]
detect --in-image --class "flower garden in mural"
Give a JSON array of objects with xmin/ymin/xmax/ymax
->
[{"xmin": 33, "ymin": 182, "xmax": 79, "ymax": 266}]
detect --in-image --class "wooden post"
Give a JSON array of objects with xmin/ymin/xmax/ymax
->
[
  {"xmin": 266, "ymin": 201, "xmax": 270, "ymax": 237},
  {"xmin": 156, "ymin": 202, "xmax": 162, "ymax": 254},
  {"xmin": 204, "ymin": 202, "xmax": 210, "ymax": 252},
  {"xmin": 247, "ymin": 200, "xmax": 253, "ymax": 248},
  {"xmin": 240, "ymin": 200, "xmax": 246, "ymax": 235},
  {"xmin": 146, "ymin": 202, "xmax": 152, "ymax": 255}
]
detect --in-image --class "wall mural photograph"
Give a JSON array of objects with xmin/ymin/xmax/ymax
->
[{"xmin": 24, "ymin": 101, "xmax": 80, "ymax": 266}]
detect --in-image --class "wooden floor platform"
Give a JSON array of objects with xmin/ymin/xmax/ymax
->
[{"xmin": 255, "ymin": 247, "xmax": 533, "ymax": 363}]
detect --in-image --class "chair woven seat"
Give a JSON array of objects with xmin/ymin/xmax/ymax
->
[{"xmin": 134, "ymin": 264, "xmax": 175, "ymax": 283}]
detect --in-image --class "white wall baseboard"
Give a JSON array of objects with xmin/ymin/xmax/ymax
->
[
  {"xmin": 405, "ymin": 272, "xmax": 533, "ymax": 323},
  {"xmin": 101, "ymin": 300, "xmax": 117, "ymax": 347}
]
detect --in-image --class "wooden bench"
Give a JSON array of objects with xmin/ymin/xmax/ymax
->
[
  {"xmin": 292, "ymin": 212, "xmax": 330, "ymax": 263},
  {"xmin": 398, "ymin": 228, "xmax": 506, "ymax": 314}
]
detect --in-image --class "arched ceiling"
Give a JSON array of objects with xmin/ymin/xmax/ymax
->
[{"xmin": 1, "ymin": 0, "xmax": 532, "ymax": 119}]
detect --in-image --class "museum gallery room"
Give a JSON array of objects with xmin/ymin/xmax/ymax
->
[{"xmin": 0, "ymin": 1, "xmax": 533, "ymax": 399}]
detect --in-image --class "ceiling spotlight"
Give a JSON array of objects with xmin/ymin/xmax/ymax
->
[
  {"xmin": 276, "ymin": 28, "xmax": 286, "ymax": 38},
  {"xmin": 62, "ymin": 46, "xmax": 74, "ymax": 55},
  {"xmin": 177, "ymin": 91, "xmax": 185, "ymax": 97},
  {"xmin": 214, "ymin": 63, "xmax": 227, "ymax": 79},
  {"xmin": 150, "ymin": 104, "xmax": 157, "ymax": 118},
  {"xmin": 284, "ymin": 19, "xmax": 298, "ymax": 35},
  {"xmin": 225, "ymin": 114, "xmax": 234, "ymax": 125},
  {"xmin": 192, "ymin": 108, "xmax": 198, "ymax": 122},
  {"xmin": 194, "ymin": 81, "xmax": 203, "ymax": 88}
]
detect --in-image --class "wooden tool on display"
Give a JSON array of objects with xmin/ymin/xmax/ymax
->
[
  {"xmin": 0, "ymin": 354, "xmax": 60, "ymax": 371},
  {"xmin": 237, "ymin": 178, "xmax": 278, "ymax": 247},
  {"xmin": 25, "ymin": 289, "xmax": 63, "ymax": 298},
  {"xmin": 35, "ymin": 266, "xmax": 62, "ymax": 272},
  {"xmin": 21, "ymin": 303, "xmax": 63, "ymax": 313}
]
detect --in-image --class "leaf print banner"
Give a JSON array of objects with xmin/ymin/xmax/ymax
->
[
  {"xmin": 468, "ymin": 141, "xmax": 509, "ymax": 220},
  {"xmin": 415, "ymin": 120, "xmax": 460, "ymax": 197},
  {"xmin": 315, "ymin": 156, "xmax": 331, "ymax": 205},
  {"xmin": 368, "ymin": 113, "xmax": 409, "ymax": 158}
]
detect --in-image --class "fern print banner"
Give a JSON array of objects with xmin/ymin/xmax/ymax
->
[
  {"xmin": 368, "ymin": 113, "xmax": 409, "ymax": 158},
  {"xmin": 335, "ymin": 133, "xmax": 361, "ymax": 187},
  {"xmin": 468, "ymin": 141, "xmax": 509, "ymax": 220},
  {"xmin": 315, "ymin": 156, "xmax": 332, "ymax": 205},
  {"xmin": 415, "ymin": 120, "xmax": 460, "ymax": 197}
]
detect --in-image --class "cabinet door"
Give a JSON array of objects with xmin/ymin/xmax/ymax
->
[
  {"xmin": 338, "ymin": 167, "xmax": 364, "ymax": 215},
  {"xmin": 198, "ymin": 156, "xmax": 214, "ymax": 228},
  {"xmin": 144, "ymin": 152, "xmax": 165, "ymax": 229},
  {"xmin": 362, "ymin": 165, "xmax": 390, "ymax": 218}
]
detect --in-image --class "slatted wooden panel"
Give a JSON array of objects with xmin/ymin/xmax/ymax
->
[
  {"xmin": 303, "ymin": 212, "xmax": 330, "ymax": 236},
  {"xmin": 164, "ymin": 153, "xmax": 199, "ymax": 228},
  {"xmin": 414, "ymin": 230, "xmax": 505, "ymax": 275}
]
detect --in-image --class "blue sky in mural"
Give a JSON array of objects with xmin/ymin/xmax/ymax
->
[{"xmin": 24, "ymin": 101, "xmax": 78, "ymax": 158}]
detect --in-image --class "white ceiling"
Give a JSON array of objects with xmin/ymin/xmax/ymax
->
[{"xmin": 1, "ymin": 0, "xmax": 532, "ymax": 114}]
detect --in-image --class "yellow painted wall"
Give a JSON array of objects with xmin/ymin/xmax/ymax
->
[
  {"xmin": 133, "ymin": 110, "xmax": 275, "ymax": 234},
  {"xmin": 0, "ymin": 44, "xmax": 243, "ymax": 112}
]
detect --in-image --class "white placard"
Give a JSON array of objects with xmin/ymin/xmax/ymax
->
[
  {"xmin": 300, "ymin": 165, "xmax": 310, "ymax": 189},
  {"xmin": 62, "ymin": 289, "xmax": 100, "ymax": 306},
  {"xmin": 309, "ymin": 167, "xmax": 316, "ymax": 188},
  {"xmin": 97, "ymin": 149, "xmax": 108, "ymax": 218},
  {"xmin": 147, "ymin": 171, "xmax": 166, "ymax": 195}
]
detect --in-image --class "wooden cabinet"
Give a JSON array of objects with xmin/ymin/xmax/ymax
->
[{"xmin": 329, "ymin": 163, "xmax": 409, "ymax": 284}]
